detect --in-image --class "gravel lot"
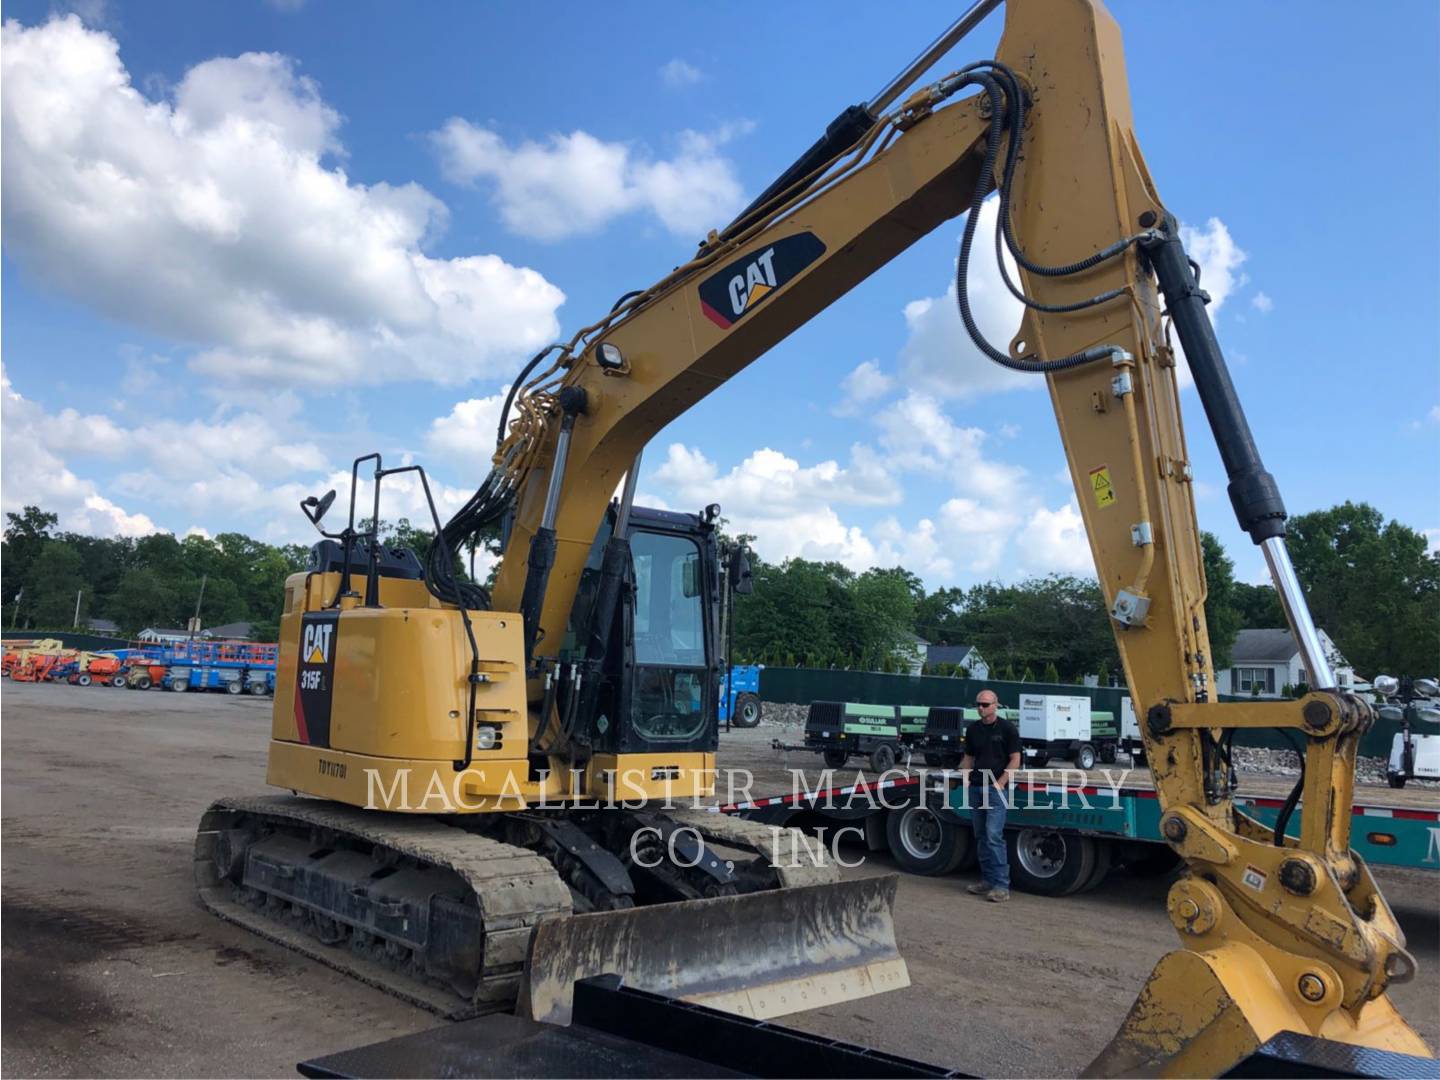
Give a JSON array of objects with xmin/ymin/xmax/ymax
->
[{"xmin": 3, "ymin": 681, "xmax": 1437, "ymax": 1077}]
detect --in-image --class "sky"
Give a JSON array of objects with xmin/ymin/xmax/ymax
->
[{"xmin": 3, "ymin": 0, "xmax": 1437, "ymax": 592}]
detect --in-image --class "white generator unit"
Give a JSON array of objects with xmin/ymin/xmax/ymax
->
[
  {"xmin": 1121, "ymin": 697, "xmax": 1146, "ymax": 764},
  {"xmin": 1019, "ymin": 694, "xmax": 1096, "ymax": 769},
  {"xmin": 1388, "ymin": 733, "xmax": 1440, "ymax": 786}
]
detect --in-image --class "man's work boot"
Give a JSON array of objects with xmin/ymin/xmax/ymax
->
[
  {"xmin": 986, "ymin": 888, "xmax": 1010, "ymax": 903},
  {"xmin": 967, "ymin": 881, "xmax": 992, "ymax": 895}
]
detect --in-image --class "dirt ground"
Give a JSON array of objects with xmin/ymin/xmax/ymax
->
[{"xmin": 3, "ymin": 681, "xmax": 1437, "ymax": 1078}]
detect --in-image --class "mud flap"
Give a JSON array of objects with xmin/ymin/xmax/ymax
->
[{"xmin": 518, "ymin": 875, "xmax": 909, "ymax": 1026}]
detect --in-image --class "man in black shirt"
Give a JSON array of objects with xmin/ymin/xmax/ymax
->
[{"xmin": 959, "ymin": 690, "xmax": 1022, "ymax": 901}]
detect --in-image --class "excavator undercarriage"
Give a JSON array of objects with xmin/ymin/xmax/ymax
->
[{"xmin": 196, "ymin": 796, "xmax": 905, "ymax": 1025}]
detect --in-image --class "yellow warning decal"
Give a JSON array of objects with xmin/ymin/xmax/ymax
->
[
  {"xmin": 306, "ymin": 646, "xmax": 326, "ymax": 663},
  {"xmin": 1089, "ymin": 465, "xmax": 1116, "ymax": 508}
]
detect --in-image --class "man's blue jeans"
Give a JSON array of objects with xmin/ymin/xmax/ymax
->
[{"xmin": 971, "ymin": 784, "xmax": 1009, "ymax": 890}]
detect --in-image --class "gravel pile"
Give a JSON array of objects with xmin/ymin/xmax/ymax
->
[
  {"xmin": 755, "ymin": 701, "xmax": 808, "ymax": 728},
  {"xmin": 1227, "ymin": 745, "xmax": 1432, "ymax": 787}
]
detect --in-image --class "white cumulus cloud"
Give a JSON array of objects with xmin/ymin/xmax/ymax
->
[
  {"xmin": 659, "ymin": 59, "xmax": 703, "ymax": 88},
  {"xmin": 426, "ymin": 389, "xmax": 508, "ymax": 470},
  {"xmin": 1, "ymin": 16, "xmax": 565, "ymax": 388},
  {"xmin": 2, "ymin": 369, "xmax": 159, "ymax": 537},
  {"xmin": 430, "ymin": 119, "xmax": 751, "ymax": 240},
  {"xmin": 833, "ymin": 359, "xmax": 894, "ymax": 416}
]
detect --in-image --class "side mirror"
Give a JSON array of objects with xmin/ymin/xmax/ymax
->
[
  {"xmin": 729, "ymin": 548, "xmax": 754, "ymax": 595},
  {"xmin": 1373, "ymin": 674, "xmax": 1399, "ymax": 697},
  {"xmin": 302, "ymin": 489, "xmax": 337, "ymax": 527},
  {"xmin": 1414, "ymin": 678, "xmax": 1439, "ymax": 699}
]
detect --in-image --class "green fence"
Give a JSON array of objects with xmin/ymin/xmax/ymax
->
[
  {"xmin": 2, "ymin": 630, "xmax": 131, "ymax": 651},
  {"xmin": 758, "ymin": 667, "xmax": 1401, "ymax": 759}
]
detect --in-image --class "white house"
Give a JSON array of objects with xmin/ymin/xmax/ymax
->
[
  {"xmin": 900, "ymin": 633, "xmax": 929, "ymax": 676},
  {"xmin": 1216, "ymin": 628, "xmax": 1354, "ymax": 698},
  {"xmin": 924, "ymin": 643, "xmax": 991, "ymax": 680},
  {"xmin": 136, "ymin": 627, "xmax": 191, "ymax": 644}
]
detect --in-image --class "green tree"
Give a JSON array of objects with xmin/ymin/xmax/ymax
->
[
  {"xmin": 1286, "ymin": 502, "xmax": 1439, "ymax": 676},
  {"xmin": 1042, "ymin": 660, "xmax": 1060, "ymax": 684},
  {"xmin": 1233, "ymin": 582, "xmax": 1284, "ymax": 628},
  {"xmin": 1200, "ymin": 531, "xmax": 1243, "ymax": 670},
  {"xmin": 111, "ymin": 567, "xmax": 183, "ymax": 634},
  {"xmin": 28, "ymin": 542, "xmax": 87, "ymax": 627},
  {"xmin": 2, "ymin": 506, "xmax": 59, "ymax": 622}
]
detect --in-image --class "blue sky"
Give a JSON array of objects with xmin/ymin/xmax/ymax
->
[{"xmin": 3, "ymin": 0, "xmax": 1437, "ymax": 590}]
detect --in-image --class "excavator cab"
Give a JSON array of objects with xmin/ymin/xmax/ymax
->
[{"xmin": 563, "ymin": 503, "xmax": 725, "ymax": 757}]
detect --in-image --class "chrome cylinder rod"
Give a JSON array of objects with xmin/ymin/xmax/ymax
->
[
  {"xmin": 614, "ymin": 451, "xmax": 643, "ymax": 537},
  {"xmin": 866, "ymin": 0, "xmax": 1005, "ymax": 114},
  {"xmin": 1262, "ymin": 536, "xmax": 1336, "ymax": 689},
  {"xmin": 540, "ymin": 418, "xmax": 575, "ymax": 532}
]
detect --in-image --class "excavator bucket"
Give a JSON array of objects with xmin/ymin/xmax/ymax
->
[{"xmin": 519, "ymin": 875, "xmax": 909, "ymax": 1025}]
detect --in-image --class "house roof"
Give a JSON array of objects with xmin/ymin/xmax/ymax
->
[
  {"xmin": 204, "ymin": 621, "xmax": 255, "ymax": 640},
  {"xmin": 140, "ymin": 627, "xmax": 190, "ymax": 638},
  {"xmin": 1230, "ymin": 628, "xmax": 1302, "ymax": 664},
  {"xmin": 926, "ymin": 644, "xmax": 979, "ymax": 665}
]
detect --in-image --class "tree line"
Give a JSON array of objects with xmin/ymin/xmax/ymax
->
[
  {"xmin": 3, "ymin": 500, "xmax": 1434, "ymax": 681},
  {"xmin": 731, "ymin": 502, "xmax": 1437, "ymax": 681}
]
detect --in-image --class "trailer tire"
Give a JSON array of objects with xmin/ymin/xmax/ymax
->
[
  {"xmin": 869, "ymin": 743, "xmax": 897, "ymax": 773},
  {"xmin": 886, "ymin": 805, "xmax": 969, "ymax": 875},
  {"xmin": 923, "ymin": 752, "xmax": 944, "ymax": 767},
  {"xmin": 77, "ymin": 673, "xmax": 92, "ymax": 687},
  {"xmin": 1075, "ymin": 743, "xmax": 1097, "ymax": 770},
  {"xmin": 1388, "ymin": 773, "xmax": 1407, "ymax": 789},
  {"xmin": 822, "ymin": 750, "xmax": 849, "ymax": 768},
  {"xmin": 1075, "ymin": 838, "xmax": 1114, "ymax": 892},
  {"xmin": 731, "ymin": 693, "xmax": 762, "ymax": 728},
  {"xmin": 1007, "ymin": 829, "xmax": 1096, "ymax": 896},
  {"xmin": 1099, "ymin": 742, "xmax": 1117, "ymax": 765}
]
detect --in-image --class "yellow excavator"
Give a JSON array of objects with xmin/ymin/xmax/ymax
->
[{"xmin": 195, "ymin": 0, "xmax": 1434, "ymax": 1074}]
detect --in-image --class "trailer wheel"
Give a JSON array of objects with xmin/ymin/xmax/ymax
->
[
  {"xmin": 1007, "ymin": 829, "xmax": 1096, "ymax": 896},
  {"xmin": 923, "ymin": 752, "xmax": 944, "ymax": 767},
  {"xmin": 226, "ymin": 679, "xmax": 244, "ymax": 695},
  {"xmin": 885, "ymin": 805, "xmax": 969, "ymax": 875},
  {"xmin": 1074, "ymin": 838, "xmax": 1114, "ymax": 892},
  {"xmin": 822, "ymin": 750, "xmax": 849, "ymax": 768},
  {"xmin": 731, "ymin": 693, "xmax": 762, "ymax": 728},
  {"xmin": 869, "ymin": 743, "xmax": 897, "ymax": 772},
  {"xmin": 1099, "ymin": 742, "xmax": 1117, "ymax": 765},
  {"xmin": 1075, "ymin": 743, "xmax": 1097, "ymax": 771},
  {"xmin": 1388, "ymin": 773, "xmax": 1407, "ymax": 789},
  {"xmin": 76, "ymin": 673, "xmax": 92, "ymax": 687}
]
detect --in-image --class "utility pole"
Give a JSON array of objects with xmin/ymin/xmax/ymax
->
[
  {"xmin": 189, "ymin": 573, "xmax": 207, "ymax": 640},
  {"xmin": 10, "ymin": 587, "xmax": 22, "ymax": 630},
  {"xmin": 73, "ymin": 589, "xmax": 83, "ymax": 629}
]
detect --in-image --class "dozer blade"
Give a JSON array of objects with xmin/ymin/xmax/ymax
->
[{"xmin": 518, "ymin": 874, "xmax": 909, "ymax": 1026}]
